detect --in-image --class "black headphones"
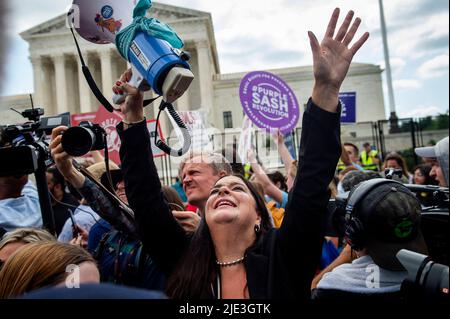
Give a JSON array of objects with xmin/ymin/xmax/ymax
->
[{"xmin": 344, "ymin": 178, "xmax": 417, "ymax": 251}]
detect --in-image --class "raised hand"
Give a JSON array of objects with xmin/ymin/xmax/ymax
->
[
  {"xmin": 272, "ymin": 129, "xmax": 285, "ymax": 145},
  {"xmin": 113, "ymin": 69, "xmax": 145, "ymax": 125},
  {"xmin": 309, "ymin": 8, "xmax": 369, "ymax": 112},
  {"xmin": 172, "ymin": 210, "xmax": 201, "ymax": 234},
  {"xmin": 50, "ymin": 126, "xmax": 85, "ymax": 188},
  {"xmin": 70, "ymin": 225, "xmax": 89, "ymax": 249}
]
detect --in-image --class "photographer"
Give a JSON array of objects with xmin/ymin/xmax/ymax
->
[
  {"xmin": 382, "ymin": 152, "xmax": 411, "ymax": 184},
  {"xmin": 46, "ymin": 167, "xmax": 80, "ymax": 235},
  {"xmin": 415, "ymin": 137, "xmax": 449, "ymax": 188},
  {"xmin": 312, "ymin": 179, "xmax": 428, "ymax": 301},
  {"xmin": 0, "ymin": 175, "xmax": 42, "ymax": 233}
]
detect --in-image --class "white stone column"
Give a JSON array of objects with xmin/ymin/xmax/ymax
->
[
  {"xmin": 40, "ymin": 60, "xmax": 54, "ymax": 113},
  {"xmin": 77, "ymin": 54, "xmax": 92, "ymax": 113},
  {"xmin": 53, "ymin": 54, "xmax": 68, "ymax": 115},
  {"xmin": 196, "ymin": 40, "xmax": 214, "ymax": 124},
  {"xmin": 100, "ymin": 48, "xmax": 114, "ymax": 102},
  {"xmin": 30, "ymin": 56, "xmax": 44, "ymax": 108}
]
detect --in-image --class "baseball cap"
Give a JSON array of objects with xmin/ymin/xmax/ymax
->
[
  {"xmin": 415, "ymin": 137, "xmax": 449, "ymax": 159},
  {"xmin": 355, "ymin": 182, "xmax": 428, "ymax": 270},
  {"xmin": 87, "ymin": 162, "xmax": 119, "ymax": 183}
]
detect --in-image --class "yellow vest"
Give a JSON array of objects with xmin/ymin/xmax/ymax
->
[
  {"xmin": 244, "ymin": 163, "xmax": 252, "ymax": 179},
  {"xmin": 337, "ymin": 159, "xmax": 347, "ymax": 172},
  {"xmin": 360, "ymin": 150, "xmax": 379, "ymax": 171}
]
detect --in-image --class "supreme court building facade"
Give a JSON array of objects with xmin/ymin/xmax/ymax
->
[{"xmin": 1, "ymin": 2, "xmax": 386, "ymax": 165}]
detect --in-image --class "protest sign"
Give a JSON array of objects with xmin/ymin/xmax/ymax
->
[{"xmin": 239, "ymin": 71, "xmax": 300, "ymax": 134}]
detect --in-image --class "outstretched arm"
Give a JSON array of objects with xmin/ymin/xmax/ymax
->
[
  {"xmin": 248, "ymin": 149, "xmax": 285, "ymax": 205},
  {"xmin": 309, "ymin": 9, "xmax": 369, "ymax": 112},
  {"xmin": 115, "ymin": 70, "xmax": 189, "ymax": 275},
  {"xmin": 50, "ymin": 128, "xmax": 137, "ymax": 235},
  {"xmin": 272, "ymin": 130, "xmax": 295, "ymax": 173},
  {"xmin": 277, "ymin": 8, "xmax": 369, "ymax": 300}
]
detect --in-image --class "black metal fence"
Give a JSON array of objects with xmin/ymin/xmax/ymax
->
[{"xmin": 159, "ymin": 117, "xmax": 447, "ymax": 185}]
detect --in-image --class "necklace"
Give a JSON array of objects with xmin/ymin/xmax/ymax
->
[{"xmin": 216, "ymin": 256, "xmax": 245, "ymax": 267}]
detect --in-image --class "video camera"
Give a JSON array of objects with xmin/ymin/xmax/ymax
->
[
  {"xmin": 397, "ymin": 249, "xmax": 449, "ymax": 302},
  {"xmin": 0, "ymin": 107, "xmax": 70, "ymax": 177},
  {"xmin": 326, "ymin": 182, "xmax": 449, "ymax": 238},
  {"xmin": 0, "ymin": 105, "xmax": 71, "ymax": 235}
]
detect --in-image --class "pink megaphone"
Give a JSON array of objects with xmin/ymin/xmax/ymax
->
[{"xmin": 71, "ymin": 0, "xmax": 136, "ymax": 44}]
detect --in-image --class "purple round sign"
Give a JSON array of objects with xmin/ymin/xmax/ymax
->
[{"xmin": 239, "ymin": 71, "xmax": 300, "ymax": 134}]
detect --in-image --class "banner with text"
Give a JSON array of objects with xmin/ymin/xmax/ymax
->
[
  {"xmin": 339, "ymin": 92, "xmax": 357, "ymax": 124},
  {"xmin": 239, "ymin": 71, "xmax": 300, "ymax": 134}
]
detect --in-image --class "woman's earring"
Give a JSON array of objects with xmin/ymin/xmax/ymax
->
[{"xmin": 254, "ymin": 224, "xmax": 261, "ymax": 235}]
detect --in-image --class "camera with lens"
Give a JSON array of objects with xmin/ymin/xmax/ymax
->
[
  {"xmin": 0, "ymin": 108, "xmax": 70, "ymax": 177},
  {"xmin": 61, "ymin": 121, "xmax": 106, "ymax": 157},
  {"xmin": 385, "ymin": 168, "xmax": 403, "ymax": 180},
  {"xmin": 397, "ymin": 249, "xmax": 449, "ymax": 302}
]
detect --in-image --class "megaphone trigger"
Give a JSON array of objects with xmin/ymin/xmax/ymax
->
[{"xmin": 112, "ymin": 66, "xmax": 150, "ymax": 105}]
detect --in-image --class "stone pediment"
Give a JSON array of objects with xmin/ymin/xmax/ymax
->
[{"xmin": 21, "ymin": 2, "xmax": 210, "ymax": 38}]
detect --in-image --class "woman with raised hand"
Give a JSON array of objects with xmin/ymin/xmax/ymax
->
[{"xmin": 53, "ymin": 8, "xmax": 369, "ymax": 300}]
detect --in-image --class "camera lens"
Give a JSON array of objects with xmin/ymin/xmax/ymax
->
[{"xmin": 61, "ymin": 126, "xmax": 96, "ymax": 157}]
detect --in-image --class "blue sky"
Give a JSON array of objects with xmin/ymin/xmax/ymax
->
[{"xmin": 1, "ymin": 0, "xmax": 448, "ymax": 119}]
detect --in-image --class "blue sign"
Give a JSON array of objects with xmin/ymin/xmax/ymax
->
[
  {"xmin": 283, "ymin": 132, "xmax": 297, "ymax": 160},
  {"xmin": 339, "ymin": 92, "xmax": 356, "ymax": 124}
]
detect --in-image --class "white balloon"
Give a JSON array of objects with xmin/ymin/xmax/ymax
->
[{"xmin": 71, "ymin": 0, "xmax": 136, "ymax": 44}]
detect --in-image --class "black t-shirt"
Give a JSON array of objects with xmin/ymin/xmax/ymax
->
[{"xmin": 52, "ymin": 192, "xmax": 79, "ymax": 236}]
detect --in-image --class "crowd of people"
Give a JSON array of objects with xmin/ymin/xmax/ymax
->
[{"xmin": 0, "ymin": 8, "xmax": 448, "ymax": 301}]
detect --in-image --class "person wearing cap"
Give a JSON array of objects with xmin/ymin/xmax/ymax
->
[
  {"xmin": 415, "ymin": 137, "xmax": 449, "ymax": 187},
  {"xmin": 312, "ymin": 179, "xmax": 428, "ymax": 301}
]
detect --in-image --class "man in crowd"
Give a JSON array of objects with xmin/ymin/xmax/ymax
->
[
  {"xmin": 312, "ymin": 179, "xmax": 428, "ymax": 301},
  {"xmin": 415, "ymin": 137, "xmax": 449, "ymax": 187},
  {"xmin": 46, "ymin": 167, "xmax": 80, "ymax": 235},
  {"xmin": 175, "ymin": 152, "xmax": 232, "ymax": 233},
  {"xmin": 0, "ymin": 175, "xmax": 42, "ymax": 233},
  {"xmin": 360, "ymin": 142, "xmax": 380, "ymax": 171},
  {"xmin": 344, "ymin": 142, "xmax": 360, "ymax": 165}
]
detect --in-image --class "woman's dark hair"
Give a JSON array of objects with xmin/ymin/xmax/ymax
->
[
  {"xmin": 413, "ymin": 164, "xmax": 437, "ymax": 186},
  {"xmin": 166, "ymin": 174, "xmax": 272, "ymax": 299},
  {"xmin": 268, "ymin": 171, "xmax": 288, "ymax": 192}
]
